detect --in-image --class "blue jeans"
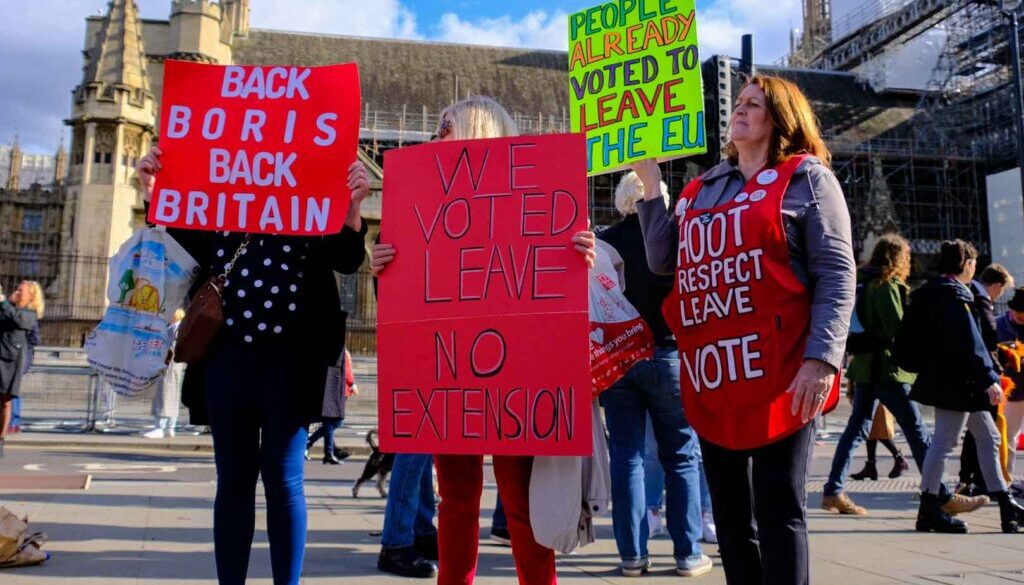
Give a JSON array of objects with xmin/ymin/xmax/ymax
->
[
  {"xmin": 381, "ymin": 454, "xmax": 437, "ymax": 549},
  {"xmin": 599, "ymin": 348, "xmax": 702, "ymax": 561},
  {"xmin": 645, "ymin": 419, "xmax": 712, "ymax": 515},
  {"xmin": 824, "ymin": 381, "xmax": 933, "ymax": 496},
  {"xmin": 307, "ymin": 419, "xmax": 341, "ymax": 453},
  {"xmin": 10, "ymin": 397, "xmax": 20, "ymax": 426},
  {"xmin": 205, "ymin": 343, "xmax": 309, "ymax": 585}
]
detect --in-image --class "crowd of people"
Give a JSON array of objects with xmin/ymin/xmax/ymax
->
[{"xmin": 3, "ymin": 71, "xmax": 1020, "ymax": 585}]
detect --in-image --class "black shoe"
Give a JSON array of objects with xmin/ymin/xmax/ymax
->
[
  {"xmin": 888, "ymin": 455, "xmax": 909, "ymax": 479},
  {"xmin": 850, "ymin": 460, "xmax": 879, "ymax": 481},
  {"xmin": 916, "ymin": 492, "xmax": 968, "ymax": 534},
  {"xmin": 378, "ymin": 546, "xmax": 438, "ymax": 578},
  {"xmin": 323, "ymin": 451, "xmax": 341, "ymax": 465},
  {"xmin": 333, "ymin": 448, "xmax": 351, "ymax": 462},
  {"xmin": 996, "ymin": 491, "xmax": 1024, "ymax": 533},
  {"xmin": 414, "ymin": 533, "xmax": 439, "ymax": 561}
]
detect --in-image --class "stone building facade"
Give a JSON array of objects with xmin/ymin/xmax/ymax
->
[{"xmin": 0, "ymin": 138, "xmax": 68, "ymax": 330}]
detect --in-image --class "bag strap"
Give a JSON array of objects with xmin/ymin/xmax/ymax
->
[{"xmin": 218, "ymin": 234, "xmax": 253, "ymax": 279}]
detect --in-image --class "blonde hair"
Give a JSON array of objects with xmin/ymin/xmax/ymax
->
[
  {"xmin": 19, "ymin": 280, "xmax": 45, "ymax": 319},
  {"xmin": 171, "ymin": 308, "xmax": 186, "ymax": 324},
  {"xmin": 438, "ymin": 96, "xmax": 518, "ymax": 140},
  {"xmin": 724, "ymin": 76, "xmax": 832, "ymax": 168},
  {"xmin": 615, "ymin": 172, "xmax": 669, "ymax": 216}
]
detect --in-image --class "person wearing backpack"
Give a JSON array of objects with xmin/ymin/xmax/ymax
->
[
  {"xmin": 821, "ymin": 235, "xmax": 986, "ymax": 517},
  {"xmin": 899, "ymin": 240, "xmax": 1024, "ymax": 533}
]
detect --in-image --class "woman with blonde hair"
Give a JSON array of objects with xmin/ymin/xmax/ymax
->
[
  {"xmin": 599, "ymin": 172, "xmax": 713, "ymax": 577},
  {"xmin": 0, "ymin": 280, "xmax": 42, "ymax": 441},
  {"xmin": 372, "ymin": 95, "xmax": 596, "ymax": 585},
  {"xmin": 631, "ymin": 76, "xmax": 857, "ymax": 584},
  {"xmin": 7, "ymin": 281, "xmax": 43, "ymax": 434}
]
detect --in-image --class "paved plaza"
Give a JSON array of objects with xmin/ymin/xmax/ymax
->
[{"xmin": 4, "ymin": 427, "xmax": 1024, "ymax": 585}]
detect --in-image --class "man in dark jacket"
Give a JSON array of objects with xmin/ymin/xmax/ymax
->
[
  {"xmin": 903, "ymin": 241, "xmax": 1024, "ymax": 534},
  {"xmin": 960, "ymin": 264, "xmax": 1015, "ymax": 493}
]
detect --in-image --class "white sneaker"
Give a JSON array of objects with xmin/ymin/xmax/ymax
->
[
  {"xmin": 142, "ymin": 428, "xmax": 166, "ymax": 439},
  {"xmin": 701, "ymin": 512, "xmax": 718, "ymax": 544},
  {"xmin": 677, "ymin": 554, "xmax": 713, "ymax": 577},
  {"xmin": 166, "ymin": 428, "xmax": 175, "ymax": 438},
  {"xmin": 621, "ymin": 557, "xmax": 652, "ymax": 577},
  {"xmin": 647, "ymin": 509, "xmax": 667, "ymax": 538}
]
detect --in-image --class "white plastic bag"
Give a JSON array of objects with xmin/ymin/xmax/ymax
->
[
  {"xmin": 590, "ymin": 241, "xmax": 653, "ymax": 397},
  {"xmin": 86, "ymin": 227, "xmax": 199, "ymax": 396}
]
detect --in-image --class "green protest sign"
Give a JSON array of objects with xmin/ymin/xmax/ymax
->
[{"xmin": 569, "ymin": 0, "xmax": 706, "ymax": 176}]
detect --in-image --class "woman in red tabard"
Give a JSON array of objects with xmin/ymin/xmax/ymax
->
[
  {"xmin": 371, "ymin": 95, "xmax": 596, "ymax": 585},
  {"xmin": 632, "ymin": 76, "xmax": 857, "ymax": 585}
]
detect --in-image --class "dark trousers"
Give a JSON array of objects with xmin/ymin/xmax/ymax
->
[
  {"xmin": 205, "ymin": 343, "xmax": 309, "ymax": 585},
  {"xmin": 307, "ymin": 419, "xmax": 341, "ymax": 455},
  {"xmin": 700, "ymin": 423, "xmax": 815, "ymax": 585}
]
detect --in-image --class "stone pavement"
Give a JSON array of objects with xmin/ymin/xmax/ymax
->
[{"xmin": 3, "ymin": 435, "xmax": 1024, "ymax": 584}]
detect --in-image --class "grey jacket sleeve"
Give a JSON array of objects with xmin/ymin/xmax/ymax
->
[
  {"xmin": 636, "ymin": 198, "xmax": 678, "ymax": 276},
  {"xmin": 798, "ymin": 166, "xmax": 857, "ymax": 370}
]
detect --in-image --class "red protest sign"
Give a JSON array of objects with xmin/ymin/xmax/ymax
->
[
  {"xmin": 378, "ymin": 134, "xmax": 593, "ymax": 456},
  {"xmin": 148, "ymin": 60, "xmax": 360, "ymax": 235}
]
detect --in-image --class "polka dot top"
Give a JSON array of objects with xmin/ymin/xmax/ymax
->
[{"xmin": 218, "ymin": 232, "xmax": 309, "ymax": 344}]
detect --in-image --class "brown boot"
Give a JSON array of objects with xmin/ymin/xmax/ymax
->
[
  {"xmin": 941, "ymin": 492, "xmax": 990, "ymax": 516},
  {"xmin": 821, "ymin": 493, "xmax": 868, "ymax": 515}
]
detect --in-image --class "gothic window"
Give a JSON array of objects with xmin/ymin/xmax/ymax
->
[
  {"xmin": 94, "ymin": 127, "xmax": 115, "ymax": 164},
  {"xmin": 17, "ymin": 243, "xmax": 42, "ymax": 277},
  {"xmin": 22, "ymin": 211, "xmax": 44, "ymax": 232}
]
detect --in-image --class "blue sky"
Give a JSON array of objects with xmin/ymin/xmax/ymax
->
[{"xmin": 0, "ymin": 0, "xmax": 802, "ymax": 154}]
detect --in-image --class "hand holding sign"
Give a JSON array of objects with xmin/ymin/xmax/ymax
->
[
  {"xmin": 569, "ymin": 0, "xmax": 706, "ymax": 175},
  {"xmin": 377, "ymin": 134, "xmax": 593, "ymax": 456},
  {"xmin": 147, "ymin": 61, "xmax": 361, "ymax": 235}
]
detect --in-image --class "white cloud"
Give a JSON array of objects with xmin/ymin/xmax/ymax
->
[
  {"xmin": 696, "ymin": 0, "xmax": 802, "ymax": 63},
  {"xmin": 435, "ymin": 10, "xmax": 570, "ymax": 51},
  {"xmin": 250, "ymin": 0, "xmax": 421, "ymax": 40}
]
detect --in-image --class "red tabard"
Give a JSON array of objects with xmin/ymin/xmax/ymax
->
[{"xmin": 662, "ymin": 155, "xmax": 840, "ymax": 450}]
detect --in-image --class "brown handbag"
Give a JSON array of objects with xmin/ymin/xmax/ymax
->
[{"xmin": 173, "ymin": 236, "xmax": 251, "ymax": 365}]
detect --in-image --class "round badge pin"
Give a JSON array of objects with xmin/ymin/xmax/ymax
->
[
  {"xmin": 675, "ymin": 198, "xmax": 689, "ymax": 216},
  {"xmin": 734, "ymin": 192, "xmax": 750, "ymax": 203},
  {"xmin": 750, "ymin": 189, "xmax": 767, "ymax": 202},
  {"xmin": 757, "ymin": 169, "xmax": 779, "ymax": 185}
]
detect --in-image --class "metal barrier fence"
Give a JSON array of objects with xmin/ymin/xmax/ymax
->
[{"xmin": 15, "ymin": 347, "xmax": 381, "ymax": 434}]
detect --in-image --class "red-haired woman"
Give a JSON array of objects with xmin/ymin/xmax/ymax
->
[{"xmin": 632, "ymin": 76, "xmax": 855, "ymax": 584}]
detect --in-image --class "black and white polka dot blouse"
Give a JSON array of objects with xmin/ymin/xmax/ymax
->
[{"xmin": 218, "ymin": 233, "xmax": 309, "ymax": 344}]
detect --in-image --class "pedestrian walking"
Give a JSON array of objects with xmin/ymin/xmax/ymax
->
[
  {"xmin": 7, "ymin": 281, "xmax": 42, "ymax": 435},
  {"xmin": 597, "ymin": 171, "xmax": 712, "ymax": 577},
  {"xmin": 821, "ymin": 235, "xmax": 985, "ymax": 516},
  {"xmin": 306, "ymin": 349, "xmax": 356, "ymax": 465},
  {"xmin": 144, "ymin": 308, "xmax": 186, "ymax": 439},
  {"xmin": 899, "ymin": 240, "xmax": 1024, "ymax": 533},
  {"xmin": 848, "ymin": 405, "xmax": 908, "ymax": 481},
  {"xmin": 958, "ymin": 264, "xmax": 1015, "ymax": 494},
  {"xmin": 0, "ymin": 281, "xmax": 41, "ymax": 444},
  {"xmin": 633, "ymin": 75, "xmax": 857, "ymax": 585},
  {"xmin": 136, "ymin": 149, "xmax": 369, "ymax": 585},
  {"xmin": 372, "ymin": 95, "xmax": 597, "ymax": 585}
]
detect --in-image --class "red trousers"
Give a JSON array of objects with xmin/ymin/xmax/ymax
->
[{"xmin": 434, "ymin": 455, "xmax": 557, "ymax": 585}]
